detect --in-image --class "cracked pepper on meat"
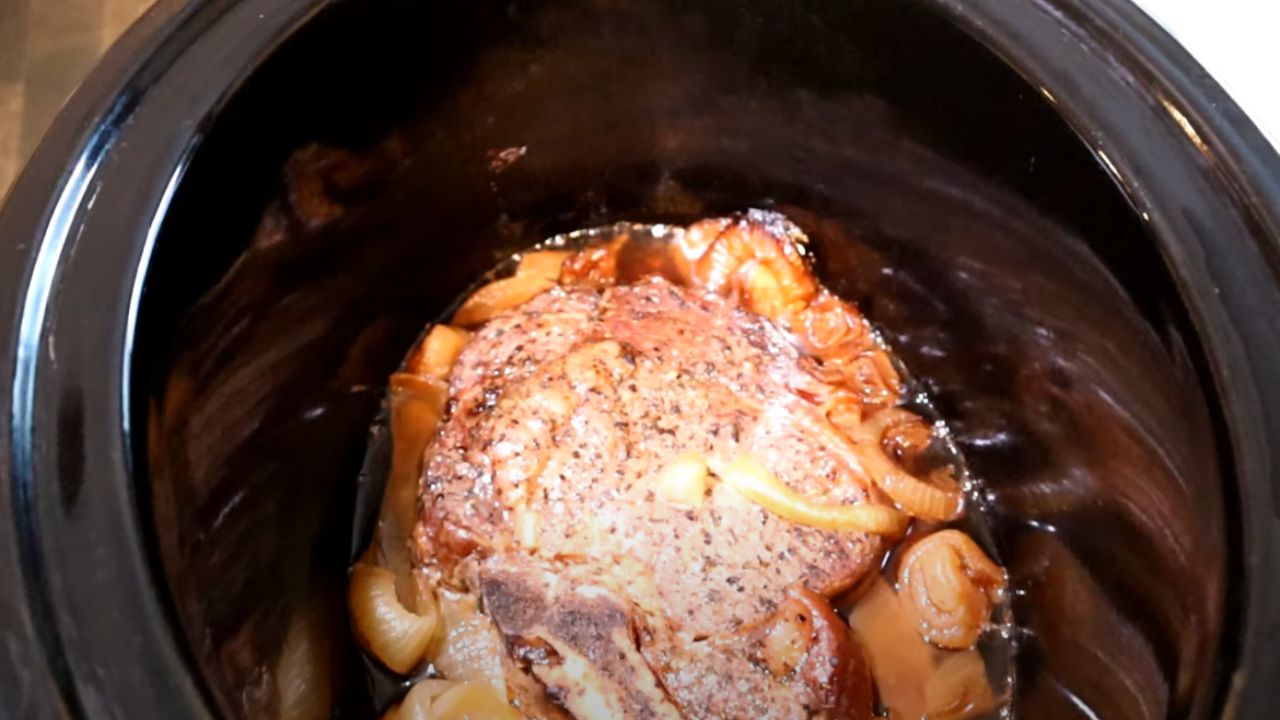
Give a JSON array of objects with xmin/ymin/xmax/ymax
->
[{"xmin": 350, "ymin": 210, "xmax": 1008, "ymax": 720}]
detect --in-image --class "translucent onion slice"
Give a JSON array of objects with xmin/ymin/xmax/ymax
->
[
  {"xmin": 349, "ymin": 562, "xmax": 438, "ymax": 674},
  {"xmin": 924, "ymin": 650, "xmax": 1000, "ymax": 720},
  {"xmin": 852, "ymin": 443, "xmax": 964, "ymax": 522},
  {"xmin": 452, "ymin": 275, "xmax": 556, "ymax": 327},
  {"xmin": 431, "ymin": 590, "xmax": 508, "ymax": 697},
  {"xmin": 673, "ymin": 217, "xmax": 730, "ymax": 265},
  {"xmin": 689, "ymin": 227, "xmax": 749, "ymax": 295},
  {"xmin": 742, "ymin": 262, "xmax": 799, "ymax": 320},
  {"xmin": 394, "ymin": 680, "xmax": 519, "ymax": 720},
  {"xmin": 395, "ymin": 679, "xmax": 456, "ymax": 720},
  {"xmin": 408, "ymin": 325, "xmax": 471, "ymax": 381},
  {"xmin": 719, "ymin": 454, "xmax": 907, "ymax": 535},
  {"xmin": 897, "ymin": 530, "xmax": 1007, "ymax": 650},
  {"xmin": 427, "ymin": 682, "xmax": 520, "ymax": 720},
  {"xmin": 792, "ymin": 292, "xmax": 869, "ymax": 355},
  {"xmin": 847, "ymin": 408, "xmax": 964, "ymax": 522},
  {"xmin": 820, "ymin": 388, "xmax": 863, "ymax": 434},
  {"xmin": 515, "ymin": 249, "xmax": 571, "ymax": 281},
  {"xmin": 560, "ymin": 237, "xmax": 625, "ymax": 287},
  {"xmin": 848, "ymin": 578, "xmax": 931, "ymax": 718},
  {"xmin": 655, "ymin": 452, "xmax": 709, "ymax": 508},
  {"xmin": 382, "ymin": 374, "xmax": 448, "ymax": 574},
  {"xmin": 851, "ymin": 407, "xmax": 921, "ymax": 444}
]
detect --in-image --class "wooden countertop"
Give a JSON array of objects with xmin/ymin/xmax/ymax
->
[{"xmin": 0, "ymin": 0, "xmax": 153, "ymax": 201}]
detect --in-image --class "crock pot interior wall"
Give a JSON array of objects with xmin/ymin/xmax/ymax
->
[{"xmin": 137, "ymin": 0, "xmax": 1228, "ymax": 717}]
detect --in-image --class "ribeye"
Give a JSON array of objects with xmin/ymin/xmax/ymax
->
[{"xmin": 412, "ymin": 277, "xmax": 883, "ymax": 717}]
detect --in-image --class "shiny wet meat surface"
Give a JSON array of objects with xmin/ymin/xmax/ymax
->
[
  {"xmin": 413, "ymin": 279, "xmax": 884, "ymax": 716},
  {"xmin": 416, "ymin": 281, "xmax": 883, "ymax": 632}
]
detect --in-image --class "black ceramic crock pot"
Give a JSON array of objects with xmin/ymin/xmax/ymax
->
[{"xmin": 3, "ymin": 0, "xmax": 1279, "ymax": 718}]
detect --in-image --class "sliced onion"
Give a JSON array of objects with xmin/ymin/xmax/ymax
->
[
  {"xmin": 719, "ymin": 454, "xmax": 907, "ymax": 535},
  {"xmin": 852, "ymin": 443, "xmax": 964, "ymax": 522},
  {"xmin": 408, "ymin": 325, "xmax": 471, "ymax": 381},
  {"xmin": 851, "ymin": 407, "xmax": 920, "ymax": 443},
  {"xmin": 515, "ymin": 249, "xmax": 571, "ymax": 281},
  {"xmin": 848, "ymin": 577, "xmax": 932, "ymax": 718},
  {"xmin": 452, "ymin": 275, "xmax": 556, "ymax": 327},
  {"xmin": 394, "ymin": 680, "xmax": 518, "ymax": 720},
  {"xmin": 655, "ymin": 452, "xmax": 709, "ymax": 508},
  {"xmin": 846, "ymin": 408, "xmax": 964, "ymax": 522},
  {"xmin": 897, "ymin": 530, "xmax": 1006, "ymax": 650},
  {"xmin": 820, "ymin": 388, "xmax": 863, "ymax": 434},
  {"xmin": 674, "ymin": 217, "xmax": 730, "ymax": 262},
  {"xmin": 381, "ymin": 374, "xmax": 448, "ymax": 574},
  {"xmin": 431, "ymin": 590, "xmax": 508, "ymax": 697},
  {"xmin": 349, "ymin": 562, "xmax": 438, "ymax": 674},
  {"xmin": 840, "ymin": 350, "xmax": 902, "ymax": 409},
  {"xmin": 690, "ymin": 230, "xmax": 748, "ymax": 295},
  {"xmin": 851, "ymin": 579, "xmax": 1002, "ymax": 717},
  {"xmin": 793, "ymin": 292, "xmax": 869, "ymax": 355},
  {"xmin": 560, "ymin": 237, "xmax": 625, "ymax": 287},
  {"xmin": 395, "ymin": 679, "xmax": 458, "ymax": 720},
  {"xmin": 428, "ymin": 682, "xmax": 520, "ymax": 720},
  {"xmin": 924, "ymin": 649, "xmax": 1000, "ymax": 720}
]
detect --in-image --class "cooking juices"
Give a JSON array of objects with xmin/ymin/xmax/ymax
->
[{"xmin": 351, "ymin": 211, "xmax": 1013, "ymax": 719}]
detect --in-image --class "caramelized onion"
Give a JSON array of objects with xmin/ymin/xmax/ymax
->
[
  {"xmin": 846, "ymin": 408, "xmax": 964, "ymax": 522},
  {"xmin": 382, "ymin": 374, "xmax": 448, "ymax": 574},
  {"xmin": 452, "ymin": 275, "xmax": 556, "ymax": 327},
  {"xmin": 741, "ymin": 261, "xmax": 809, "ymax": 320},
  {"xmin": 394, "ymin": 679, "xmax": 454, "ymax": 720},
  {"xmin": 685, "ymin": 223, "xmax": 746, "ymax": 294},
  {"xmin": 679, "ymin": 217, "xmax": 817, "ymax": 320},
  {"xmin": 720, "ymin": 454, "xmax": 907, "ymax": 535},
  {"xmin": 821, "ymin": 349, "xmax": 902, "ymax": 410},
  {"xmin": 784, "ymin": 586, "xmax": 875, "ymax": 720},
  {"xmin": 850, "ymin": 580, "xmax": 1000, "ymax": 719},
  {"xmin": 897, "ymin": 530, "xmax": 1006, "ymax": 649},
  {"xmin": 848, "ymin": 578, "xmax": 931, "ymax": 718},
  {"xmin": 560, "ymin": 237, "xmax": 625, "ymax": 287},
  {"xmin": 407, "ymin": 325, "xmax": 471, "ymax": 381},
  {"xmin": 791, "ymin": 292, "xmax": 870, "ymax": 355},
  {"xmin": 925, "ymin": 649, "xmax": 1001, "ymax": 720},
  {"xmin": 426, "ymin": 682, "xmax": 520, "ymax": 720},
  {"xmin": 655, "ymin": 452, "xmax": 709, "ymax": 508},
  {"xmin": 513, "ymin": 506, "xmax": 540, "ymax": 550},
  {"xmin": 431, "ymin": 590, "xmax": 508, "ymax": 696},
  {"xmin": 394, "ymin": 679, "xmax": 518, "ymax": 720},
  {"xmin": 852, "ymin": 407, "xmax": 922, "ymax": 443},
  {"xmin": 820, "ymin": 387, "xmax": 863, "ymax": 434},
  {"xmin": 349, "ymin": 563, "xmax": 438, "ymax": 673},
  {"xmin": 852, "ymin": 443, "xmax": 964, "ymax": 522},
  {"xmin": 515, "ymin": 249, "xmax": 571, "ymax": 281},
  {"xmin": 672, "ymin": 217, "xmax": 730, "ymax": 273}
]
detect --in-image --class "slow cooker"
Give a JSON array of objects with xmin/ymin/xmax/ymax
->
[{"xmin": 2, "ymin": 0, "xmax": 1279, "ymax": 717}]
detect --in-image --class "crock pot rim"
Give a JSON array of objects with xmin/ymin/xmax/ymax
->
[{"xmin": 1, "ymin": 0, "xmax": 1277, "ymax": 717}]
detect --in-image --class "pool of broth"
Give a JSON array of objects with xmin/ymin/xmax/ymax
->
[{"xmin": 350, "ymin": 221, "xmax": 1016, "ymax": 718}]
